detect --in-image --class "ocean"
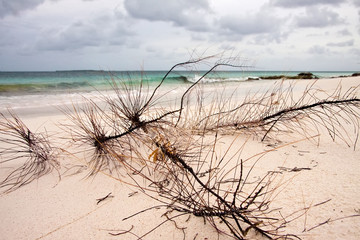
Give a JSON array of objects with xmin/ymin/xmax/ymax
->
[{"xmin": 0, "ymin": 70, "xmax": 357, "ymax": 115}]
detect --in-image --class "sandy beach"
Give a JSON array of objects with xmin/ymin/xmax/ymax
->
[{"xmin": 1, "ymin": 76, "xmax": 360, "ymax": 240}]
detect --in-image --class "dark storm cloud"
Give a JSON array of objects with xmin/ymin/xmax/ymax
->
[
  {"xmin": 295, "ymin": 7, "xmax": 345, "ymax": 28},
  {"xmin": 271, "ymin": 0, "xmax": 346, "ymax": 8},
  {"xmin": 123, "ymin": 0, "xmax": 212, "ymax": 31},
  {"xmin": 0, "ymin": 0, "xmax": 47, "ymax": 18}
]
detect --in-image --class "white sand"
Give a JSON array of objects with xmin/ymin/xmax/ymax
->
[{"xmin": 0, "ymin": 77, "xmax": 360, "ymax": 239}]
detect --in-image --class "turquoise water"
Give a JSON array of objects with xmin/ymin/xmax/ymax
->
[
  {"xmin": 0, "ymin": 70, "xmax": 195, "ymax": 95},
  {"xmin": 0, "ymin": 70, "xmax": 356, "ymax": 95},
  {"xmin": 0, "ymin": 70, "xmax": 357, "ymax": 114}
]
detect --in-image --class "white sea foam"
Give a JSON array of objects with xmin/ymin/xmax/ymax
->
[{"xmin": 186, "ymin": 75, "xmax": 248, "ymax": 83}]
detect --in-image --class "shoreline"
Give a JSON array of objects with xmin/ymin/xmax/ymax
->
[
  {"xmin": 0, "ymin": 76, "xmax": 360, "ymax": 239},
  {"xmin": 1, "ymin": 75, "xmax": 359, "ymax": 117}
]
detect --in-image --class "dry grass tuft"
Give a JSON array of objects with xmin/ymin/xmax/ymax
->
[{"xmin": 0, "ymin": 110, "xmax": 59, "ymax": 193}]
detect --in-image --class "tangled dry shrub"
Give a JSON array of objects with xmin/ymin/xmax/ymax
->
[
  {"xmin": 60, "ymin": 56, "xmax": 359, "ymax": 239},
  {"xmin": 0, "ymin": 110, "xmax": 59, "ymax": 193},
  {"xmin": 0, "ymin": 54, "xmax": 359, "ymax": 238},
  {"xmin": 181, "ymin": 80, "xmax": 360, "ymax": 146},
  {"xmin": 128, "ymin": 132, "xmax": 302, "ymax": 239}
]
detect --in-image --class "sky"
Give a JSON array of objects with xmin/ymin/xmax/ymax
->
[{"xmin": 0, "ymin": 0, "xmax": 359, "ymax": 71}]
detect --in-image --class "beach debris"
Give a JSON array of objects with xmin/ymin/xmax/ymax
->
[
  {"xmin": 310, "ymin": 160, "xmax": 319, "ymax": 168},
  {"xmin": 108, "ymin": 225, "xmax": 134, "ymax": 236},
  {"xmin": 62, "ymin": 164, "xmax": 88, "ymax": 177},
  {"xmin": 128, "ymin": 191, "xmax": 138, "ymax": 197},
  {"xmin": 96, "ymin": 192, "xmax": 113, "ymax": 205},
  {"xmin": 278, "ymin": 166, "xmax": 312, "ymax": 172},
  {"xmin": 298, "ymin": 150, "xmax": 310, "ymax": 153}
]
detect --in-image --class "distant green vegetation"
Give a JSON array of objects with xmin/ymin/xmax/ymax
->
[{"xmin": 259, "ymin": 72, "xmax": 319, "ymax": 80}]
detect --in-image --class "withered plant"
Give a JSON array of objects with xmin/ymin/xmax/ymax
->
[
  {"xmin": 61, "ymin": 72, "xmax": 179, "ymax": 176},
  {"xmin": 0, "ymin": 110, "xmax": 59, "ymax": 193},
  {"xmin": 61, "ymin": 55, "xmax": 360, "ymax": 239},
  {"xmin": 122, "ymin": 131, "xmax": 308, "ymax": 239},
  {"xmin": 1, "ymin": 54, "xmax": 360, "ymax": 239},
  {"xmin": 61, "ymin": 55, "xmax": 246, "ymax": 177},
  {"xmin": 185, "ymin": 81, "xmax": 360, "ymax": 145}
]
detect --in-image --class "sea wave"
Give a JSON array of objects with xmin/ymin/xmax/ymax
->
[
  {"xmin": 185, "ymin": 75, "xmax": 248, "ymax": 83},
  {"xmin": 0, "ymin": 81, "xmax": 92, "ymax": 95},
  {"xmin": 164, "ymin": 75, "xmax": 188, "ymax": 82}
]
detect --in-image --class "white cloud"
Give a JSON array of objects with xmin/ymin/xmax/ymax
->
[
  {"xmin": 350, "ymin": 48, "xmax": 360, "ymax": 56},
  {"xmin": 358, "ymin": 10, "xmax": 360, "ymax": 35},
  {"xmin": 271, "ymin": 0, "xmax": 346, "ymax": 8},
  {"xmin": 219, "ymin": 14, "xmax": 279, "ymax": 36},
  {"xmin": 308, "ymin": 45, "xmax": 330, "ymax": 55},
  {"xmin": 215, "ymin": 9, "xmax": 287, "ymax": 44},
  {"xmin": 353, "ymin": 0, "xmax": 360, "ymax": 7},
  {"xmin": 337, "ymin": 28, "xmax": 352, "ymax": 36},
  {"xmin": 0, "ymin": 0, "xmax": 42, "ymax": 17},
  {"xmin": 327, "ymin": 39, "xmax": 354, "ymax": 47},
  {"xmin": 0, "ymin": 0, "xmax": 359, "ymax": 71},
  {"xmin": 35, "ymin": 17, "xmax": 134, "ymax": 52},
  {"xmin": 295, "ymin": 7, "xmax": 345, "ymax": 28},
  {"xmin": 124, "ymin": 0, "xmax": 212, "ymax": 31},
  {"xmin": 0, "ymin": 0, "xmax": 58, "ymax": 18},
  {"xmin": 36, "ymin": 21, "xmax": 103, "ymax": 51}
]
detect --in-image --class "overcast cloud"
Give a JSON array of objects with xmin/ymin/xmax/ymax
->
[
  {"xmin": 124, "ymin": 0, "xmax": 211, "ymax": 25},
  {"xmin": 295, "ymin": 7, "xmax": 345, "ymax": 28},
  {"xmin": 0, "ymin": 0, "xmax": 47, "ymax": 17},
  {"xmin": 271, "ymin": 0, "xmax": 346, "ymax": 8},
  {"xmin": 0, "ymin": 0, "xmax": 359, "ymax": 71}
]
